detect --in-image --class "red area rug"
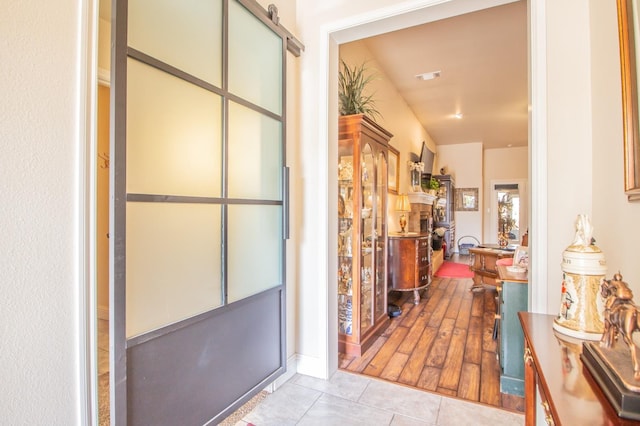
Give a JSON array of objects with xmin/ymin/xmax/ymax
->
[{"xmin": 434, "ymin": 261, "xmax": 474, "ymax": 278}]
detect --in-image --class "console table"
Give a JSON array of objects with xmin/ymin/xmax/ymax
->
[
  {"xmin": 518, "ymin": 312, "xmax": 640, "ymax": 426},
  {"xmin": 468, "ymin": 246, "xmax": 514, "ymax": 290}
]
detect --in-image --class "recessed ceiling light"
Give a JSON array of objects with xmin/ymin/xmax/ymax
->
[
  {"xmin": 416, "ymin": 71, "xmax": 441, "ymax": 81},
  {"xmin": 454, "ymin": 113, "xmax": 463, "ymax": 119}
]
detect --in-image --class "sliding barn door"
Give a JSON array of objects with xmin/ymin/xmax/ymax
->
[{"xmin": 110, "ymin": 1, "xmax": 300, "ymax": 424}]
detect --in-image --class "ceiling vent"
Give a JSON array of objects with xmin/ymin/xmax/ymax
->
[{"xmin": 415, "ymin": 71, "xmax": 441, "ymax": 81}]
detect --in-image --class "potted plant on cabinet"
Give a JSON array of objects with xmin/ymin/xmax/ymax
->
[
  {"xmin": 338, "ymin": 59, "xmax": 381, "ymax": 120},
  {"xmin": 423, "ymin": 177, "xmax": 440, "ymax": 195}
]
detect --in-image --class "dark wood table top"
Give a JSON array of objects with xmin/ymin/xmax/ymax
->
[
  {"xmin": 518, "ymin": 312, "xmax": 640, "ymax": 425},
  {"xmin": 388, "ymin": 232, "xmax": 428, "ymax": 239},
  {"xmin": 469, "ymin": 246, "xmax": 515, "ymax": 255},
  {"xmin": 477, "ymin": 243, "xmax": 518, "ymax": 251}
]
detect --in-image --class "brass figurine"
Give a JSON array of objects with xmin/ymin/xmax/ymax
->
[{"xmin": 600, "ymin": 272, "xmax": 640, "ymax": 379}]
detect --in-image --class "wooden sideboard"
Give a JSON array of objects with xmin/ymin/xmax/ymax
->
[
  {"xmin": 388, "ymin": 233, "xmax": 430, "ymax": 304},
  {"xmin": 518, "ymin": 312, "xmax": 640, "ymax": 426},
  {"xmin": 469, "ymin": 246, "xmax": 514, "ymax": 290}
]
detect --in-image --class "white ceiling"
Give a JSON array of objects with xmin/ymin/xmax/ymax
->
[{"xmin": 361, "ymin": 1, "xmax": 528, "ymax": 149}]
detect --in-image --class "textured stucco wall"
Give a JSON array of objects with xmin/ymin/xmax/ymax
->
[
  {"xmin": 589, "ymin": 0, "xmax": 640, "ymax": 294},
  {"xmin": 1, "ymin": 0, "xmax": 82, "ymax": 423}
]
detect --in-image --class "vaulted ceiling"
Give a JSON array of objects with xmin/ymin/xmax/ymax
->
[{"xmin": 360, "ymin": 1, "xmax": 528, "ymax": 149}]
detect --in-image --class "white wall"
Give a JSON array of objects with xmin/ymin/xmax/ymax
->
[
  {"xmin": 1, "ymin": 0, "xmax": 84, "ymax": 423},
  {"xmin": 589, "ymin": 1, "xmax": 640, "ymax": 294},
  {"xmin": 528, "ymin": 0, "xmax": 640, "ymax": 316},
  {"xmin": 435, "ymin": 143, "xmax": 483, "ymax": 251},
  {"xmin": 541, "ymin": 0, "xmax": 640, "ymax": 314},
  {"xmin": 483, "ymin": 146, "xmax": 528, "ymax": 242},
  {"xmin": 543, "ymin": 0, "xmax": 595, "ymax": 314}
]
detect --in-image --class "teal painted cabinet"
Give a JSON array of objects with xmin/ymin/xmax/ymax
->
[{"xmin": 497, "ymin": 265, "xmax": 528, "ymax": 396}]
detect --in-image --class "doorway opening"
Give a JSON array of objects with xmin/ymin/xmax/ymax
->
[
  {"xmin": 329, "ymin": 0, "xmax": 531, "ymax": 412},
  {"xmin": 491, "ymin": 180, "xmax": 528, "ymax": 245}
]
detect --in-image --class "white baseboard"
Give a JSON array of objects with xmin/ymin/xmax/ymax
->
[{"xmin": 294, "ymin": 353, "xmax": 330, "ymax": 380}]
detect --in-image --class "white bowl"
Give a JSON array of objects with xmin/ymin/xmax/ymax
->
[{"xmin": 507, "ymin": 265, "xmax": 526, "ymax": 274}]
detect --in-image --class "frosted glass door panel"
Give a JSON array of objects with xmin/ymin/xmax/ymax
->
[
  {"xmin": 128, "ymin": 0, "xmax": 222, "ymax": 86},
  {"xmin": 227, "ymin": 205, "xmax": 282, "ymax": 302},
  {"xmin": 228, "ymin": 102, "xmax": 282, "ymax": 200},
  {"xmin": 228, "ymin": 0, "xmax": 282, "ymax": 115},
  {"xmin": 127, "ymin": 59, "xmax": 222, "ymax": 197},
  {"xmin": 126, "ymin": 202, "xmax": 222, "ymax": 338}
]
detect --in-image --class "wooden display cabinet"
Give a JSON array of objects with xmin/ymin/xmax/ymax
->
[
  {"xmin": 338, "ymin": 114, "xmax": 392, "ymax": 356},
  {"xmin": 432, "ymin": 175, "xmax": 455, "ymax": 258}
]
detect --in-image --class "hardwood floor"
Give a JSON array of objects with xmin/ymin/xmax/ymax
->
[{"xmin": 339, "ymin": 272, "xmax": 525, "ymax": 413}]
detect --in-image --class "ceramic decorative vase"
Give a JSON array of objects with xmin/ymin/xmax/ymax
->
[
  {"xmin": 410, "ymin": 169, "xmax": 422, "ymax": 192},
  {"xmin": 553, "ymin": 214, "xmax": 607, "ymax": 340}
]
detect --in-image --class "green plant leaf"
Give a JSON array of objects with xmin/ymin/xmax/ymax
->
[{"xmin": 338, "ymin": 59, "xmax": 381, "ymax": 120}]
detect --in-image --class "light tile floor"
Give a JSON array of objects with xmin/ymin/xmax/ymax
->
[
  {"xmin": 236, "ymin": 370, "xmax": 524, "ymax": 425},
  {"xmin": 100, "ymin": 317, "xmax": 522, "ymax": 425}
]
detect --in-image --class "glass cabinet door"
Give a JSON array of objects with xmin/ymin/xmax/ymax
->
[
  {"xmin": 360, "ymin": 144, "xmax": 374, "ymax": 334},
  {"xmin": 375, "ymin": 151, "xmax": 387, "ymax": 320},
  {"xmin": 338, "ymin": 145, "xmax": 354, "ymax": 336}
]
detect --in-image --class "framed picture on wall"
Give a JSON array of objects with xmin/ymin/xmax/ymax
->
[
  {"xmin": 454, "ymin": 188, "xmax": 478, "ymax": 211},
  {"xmin": 388, "ymin": 145, "xmax": 399, "ymax": 194},
  {"xmin": 616, "ymin": 0, "xmax": 640, "ymax": 201}
]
